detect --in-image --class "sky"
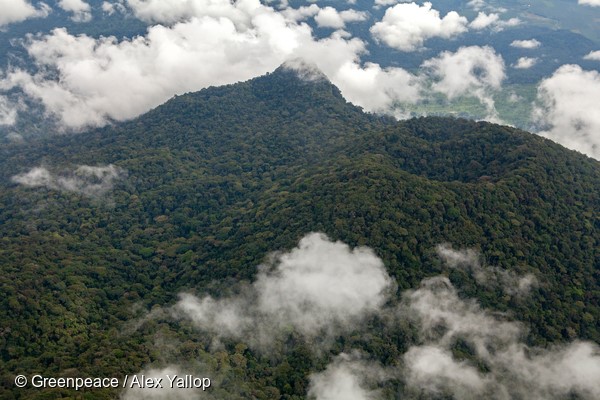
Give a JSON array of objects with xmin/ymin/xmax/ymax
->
[{"xmin": 0, "ymin": 1, "xmax": 599, "ymax": 159}]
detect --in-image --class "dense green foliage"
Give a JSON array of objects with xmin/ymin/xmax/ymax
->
[{"xmin": 0, "ymin": 67, "xmax": 598, "ymax": 399}]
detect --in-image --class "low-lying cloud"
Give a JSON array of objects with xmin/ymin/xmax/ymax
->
[
  {"xmin": 436, "ymin": 244, "xmax": 537, "ymax": 296},
  {"xmin": 534, "ymin": 64, "xmax": 600, "ymax": 159},
  {"xmin": 12, "ymin": 164, "xmax": 126, "ymax": 198},
  {"xmin": 307, "ymin": 353, "xmax": 385, "ymax": 400},
  {"xmin": 422, "ymin": 45, "xmax": 505, "ymax": 121},
  {"xmin": 173, "ymin": 232, "xmax": 395, "ymax": 346},
  {"xmin": 133, "ymin": 236, "xmax": 600, "ymax": 399},
  {"xmin": 402, "ymin": 276, "xmax": 600, "ymax": 399}
]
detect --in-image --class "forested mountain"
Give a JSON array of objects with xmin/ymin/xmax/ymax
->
[{"xmin": 0, "ymin": 65, "xmax": 598, "ymax": 399}]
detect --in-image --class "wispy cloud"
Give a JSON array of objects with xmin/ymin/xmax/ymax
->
[
  {"xmin": 401, "ymin": 276, "xmax": 600, "ymax": 399},
  {"xmin": 12, "ymin": 164, "xmax": 126, "ymax": 198},
  {"xmin": 437, "ymin": 244, "xmax": 537, "ymax": 296},
  {"xmin": 133, "ymin": 235, "xmax": 600, "ymax": 398},
  {"xmin": 307, "ymin": 353, "xmax": 386, "ymax": 400}
]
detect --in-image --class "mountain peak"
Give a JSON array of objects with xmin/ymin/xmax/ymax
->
[{"xmin": 278, "ymin": 58, "xmax": 328, "ymax": 83}]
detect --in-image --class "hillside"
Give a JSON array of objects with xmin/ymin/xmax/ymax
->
[{"xmin": 0, "ymin": 65, "xmax": 598, "ymax": 399}]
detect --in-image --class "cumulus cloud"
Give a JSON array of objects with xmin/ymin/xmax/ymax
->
[
  {"xmin": 421, "ymin": 46, "xmax": 505, "ymax": 120},
  {"xmin": 469, "ymin": 12, "xmax": 519, "ymax": 31},
  {"xmin": 58, "ymin": 0, "xmax": 92, "ymax": 22},
  {"xmin": 370, "ymin": 2, "xmax": 468, "ymax": 52},
  {"xmin": 436, "ymin": 244, "xmax": 537, "ymax": 296},
  {"xmin": 533, "ymin": 64, "xmax": 600, "ymax": 160},
  {"xmin": 513, "ymin": 56, "xmax": 537, "ymax": 69},
  {"xmin": 173, "ymin": 233, "xmax": 395, "ymax": 346},
  {"xmin": 510, "ymin": 39, "xmax": 541, "ymax": 49},
  {"xmin": 583, "ymin": 50, "xmax": 600, "ymax": 61},
  {"xmin": 314, "ymin": 7, "xmax": 367, "ymax": 29},
  {"xmin": 0, "ymin": 0, "xmax": 50, "ymax": 27},
  {"xmin": 11, "ymin": 164, "xmax": 126, "ymax": 198},
  {"xmin": 307, "ymin": 353, "xmax": 385, "ymax": 400},
  {"xmin": 0, "ymin": 2, "xmax": 425, "ymax": 129},
  {"xmin": 578, "ymin": 0, "xmax": 600, "ymax": 6},
  {"xmin": 280, "ymin": 4, "xmax": 319, "ymax": 22},
  {"xmin": 125, "ymin": 0, "xmax": 259, "ymax": 25},
  {"xmin": 401, "ymin": 277, "xmax": 600, "ymax": 399},
  {"xmin": 101, "ymin": 1, "xmax": 126, "ymax": 16},
  {"xmin": 332, "ymin": 61, "xmax": 421, "ymax": 114}
]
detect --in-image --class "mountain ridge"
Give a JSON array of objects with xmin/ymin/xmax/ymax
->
[{"xmin": 0, "ymin": 63, "xmax": 598, "ymax": 399}]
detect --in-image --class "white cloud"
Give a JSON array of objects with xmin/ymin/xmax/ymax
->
[
  {"xmin": 469, "ymin": 12, "xmax": 520, "ymax": 31},
  {"xmin": 314, "ymin": 7, "xmax": 367, "ymax": 29},
  {"xmin": 280, "ymin": 4, "xmax": 319, "ymax": 22},
  {"xmin": 11, "ymin": 164, "xmax": 126, "ymax": 198},
  {"xmin": 0, "ymin": 0, "xmax": 50, "ymax": 27},
  {"xmin": 255, "ymin": 232, "xmax": 394, "ymax": 334},
  {"xmin": 121, "ymin": 366, "xmax": 209, "ymax": 400},
  {"xmin": 0, "ymin": 2, "xmax": 425, "ymax": 130},
  {"xmin": 133, "ymin": 238, "xmax": 600, "ymax": 398},
  {"xmin": 174, "ymin": 233, "xmax": 395, "ymax": 345},
  {"xmin": 534, "ymin": 65, "xmax": 600, "ymax": 160},
  {"xmin": 370, "ymin": 2, "xmax": 468, "ymax": 52},
  {"xmin": 101, "ymin": 2, "xmax": 114, "ymax": 14},
  {"xmin": 58, "ymin": 0, "xmax": 92, "ymax": 22},
  {"xmin": 0, "ymin": 96, "xmax": 18, "ymax": 125},
  {"xmin": 578, "ymin": 0, "xmax": 600, "ymax": 6},
  {"xmin": 332, "ymin": 61, "xmax": 421, "ymax": 113},
  {"xmin": 583, "ymin": 50, "xmax": 600, "ymax": 61},
  {"xmin": 513, "ymin": 56, "xmax": 537, "ymax": 69},
  {"xmin": 307, "ymin": 353, "xmax": 384, "ymax": 400},
  {"xmin": 469, "ymin": 11, "xmax": 499, "ymax": 29},
  {"xmin": 436, "ymin": 244, "xmax": 537, "ymax": 296},
  {"xmin": 404, "ymin": 345, "xmax": 489, "ymax": 396},
  {"xmin": 101, "ymin": 2, "xmax": 126, "ymax": 15},
  {"xmin": 402, "ymin": 276, "xmax": 600, "ymax": 399},
  {"xmin": 467, "ymin": 0, "xmax": 486, "ymax": 10},
  {"xmin": 510, "ymin": 39, "xmax": 541, "ymax": 49},
  {"xmin": 421, "ymin": 46, "xmax": 505, "ymax": 120},
  {"xmin": 125, "ymin": 0, "xmax": 258, "ymax": 26}
]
